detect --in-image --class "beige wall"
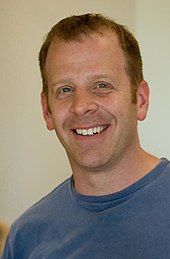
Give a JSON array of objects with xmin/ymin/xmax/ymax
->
[
  {"xmin": 135, "ymin": 0, "xmax": 170, "ymax": 157},
  {"xmin": 0, "ymin": 0, "xmax": 136, "ymax": 223},
  {"xmin": 1, "ymin": 0, "xmax": 170, "ymax": 224}
]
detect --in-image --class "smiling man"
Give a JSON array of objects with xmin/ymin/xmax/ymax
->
[{"xmin": 2, "ymin": 14, "xmax": 170, "ymax": 258}]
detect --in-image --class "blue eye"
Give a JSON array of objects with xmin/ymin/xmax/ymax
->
[
  {"xmin": 56, "ymin": 86, "xmax": 73, "ymax": 99},
  {"xmin": 59, "ymin": 87, "xmax": 72, "ymax": 93},
  {"xmin": 93, "ymin": 81, "xmax": 115, "ymax": 95}
]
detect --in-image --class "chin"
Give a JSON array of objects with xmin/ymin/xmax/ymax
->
[{"xmin": 71, "ymin": 154, "xmax": 112, "ymax": 172}]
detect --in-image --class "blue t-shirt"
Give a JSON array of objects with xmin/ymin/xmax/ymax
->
[{"xmin": 2, "ymin": 159, "xmax": 170, "ymax": 258}]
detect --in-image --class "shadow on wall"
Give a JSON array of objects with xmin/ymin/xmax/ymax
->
[{"xmin": 0, "ymin": 221, "xmax": 9, "ymax": 255}]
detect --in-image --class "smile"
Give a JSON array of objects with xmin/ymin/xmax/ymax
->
[{"xmin": 74, "ymin": 125, "xmax": 108, "ymax": 136}]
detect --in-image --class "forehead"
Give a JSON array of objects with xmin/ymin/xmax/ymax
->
[{"xmin": 45, "ymin": 30, "xmax": 126, "ymax": 71}]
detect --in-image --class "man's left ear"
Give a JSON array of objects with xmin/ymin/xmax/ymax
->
[{"xmin": 136, "ymin": 80, "xmax": 150, "ymax": 121}]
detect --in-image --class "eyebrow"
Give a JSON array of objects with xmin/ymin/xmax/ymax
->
[
  {"xmin": 52, "ymin": 73, "xmax": 113, "ymax": 86},
  {"xmin": 52, "ymin": 78, "xmax": 73, "ymax": 86},
  {"xmin": 88, "ymin": 74, "xmax": 112, "ymax": 80}
]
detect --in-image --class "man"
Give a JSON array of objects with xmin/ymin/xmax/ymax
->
[{"xmin": 2, "ymin": 13, "xmax": 170, "ymax": 258}]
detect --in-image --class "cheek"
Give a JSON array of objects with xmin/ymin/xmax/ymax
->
[
  {"xmin": 96, "ymin": 96, "xmax": 117, "ymax": 114},
  {"xmin": 112, "ymin": 100, "xmax": 137, "ymax": 125},
  {"xmin": 51, "ymin": 103, "xmax": 71, "ymax": 131},
  {"xmin": 98, "ymin": 97, "xmax": 124, "ymax": 118}
]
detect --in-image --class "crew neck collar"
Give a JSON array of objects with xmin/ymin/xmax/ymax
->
[{"xmin": 69, "ymin": 159, "xmax": 169, "ymax": 211}]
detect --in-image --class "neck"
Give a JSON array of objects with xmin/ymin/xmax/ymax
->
[{"xmin": 71, "ymin": 148, "xmax": 160, "ymax": 196}]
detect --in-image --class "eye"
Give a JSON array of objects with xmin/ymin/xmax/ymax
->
[
  {"xmin": 56, "ymin": 86, "xmax": 73, "ymax": 99},
  {"xmin": 59, "ymin": 87, "xmax": 72, "ymax": 93},
  {"xmin": 93, "ymin": 81, "xmax": 114, "ymax": 94},
  {"xmin": 97, "ymin": 82, "xmax": 110, "ymax": 89}
]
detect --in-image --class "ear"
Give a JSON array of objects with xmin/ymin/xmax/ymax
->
[
  {"xmin": 136, "ymin": 80, "xmax": 150, "ymax": 121},
  {"xmin": 41, "ymin": 92, "xmax": 54, "ymax": 130}
]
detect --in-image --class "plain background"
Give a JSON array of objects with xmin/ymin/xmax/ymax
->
[{"xmin": 0, "ymin": 0, "xmax": 170, "ymax": 224}]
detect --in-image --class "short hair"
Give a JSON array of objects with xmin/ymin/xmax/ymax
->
[{"xmin": 39, "ymin": 13, "xmax": 143, "ymax": 103}]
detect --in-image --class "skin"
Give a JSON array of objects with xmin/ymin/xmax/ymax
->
[{"xmin": 41, "ymin": 30, "xmax": 160, "ymax": 195}]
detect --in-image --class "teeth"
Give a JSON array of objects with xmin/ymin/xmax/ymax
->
[
  {"xmin": 75, "ymin": 125, "xmax": 106, "ymax": 136},
  {"xmin": 82, "ymin": 129, "xmax": 87, "ymax": 136},
  {"xmin": 93, "ymin": 127, "xmax": 97, "ymax": 134},
  {"xmin": 87, "ymin": 128, "xmax": 93, "ymax": 135},
  {"xmin": 97, "ymin": 126, "xmax": 100, "ymax": 133},
  {"xmin": 76, "ymin": 129, "xmax": 82, "ymax": 134}
]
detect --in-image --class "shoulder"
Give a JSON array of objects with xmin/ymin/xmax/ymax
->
[
  {"xmin": 157, "ymin": 158, "xmax": 170, "ymax": 180},
  {"xmin": 15, "ymin": 177, "xmax": 71, "ymax": 226},
  {"xmin": 2, "ymin": 178, "xmax": 72, "ymax": 258},
  {"xmin": 156, "ymin": 159, "xmax": 170, "ymax": 188}
]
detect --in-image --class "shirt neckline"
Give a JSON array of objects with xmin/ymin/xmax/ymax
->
[{"xmin": 69, "ymin": 159, "xmax": 169, "ymax": 211}]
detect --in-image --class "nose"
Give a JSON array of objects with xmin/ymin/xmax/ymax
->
[{"xmin": 70, "ymin": 90, "xmax": 98, "ymax": 116}]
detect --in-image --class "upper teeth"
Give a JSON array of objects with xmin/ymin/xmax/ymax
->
[{"xmin": 76, "ymin": 126, "xmax": 106, "ymax": 136}]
